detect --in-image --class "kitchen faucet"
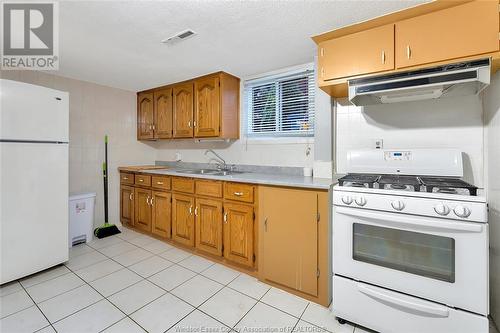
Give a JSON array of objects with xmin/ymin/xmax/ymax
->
[{"xmin": 205, "ymin": 149, "xmax": 233, "ymax": 171}]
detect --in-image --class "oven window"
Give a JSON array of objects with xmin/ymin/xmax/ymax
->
[{"xmin": 353, "ymin": 223, "xmax": 455, "ymax": 282}]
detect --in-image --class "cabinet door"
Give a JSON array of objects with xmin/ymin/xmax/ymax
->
[
  {"xmin": 395, "ymin": 1, "xmax": 499, "ymax": 69},
  {"xmin": 173, "ymin": 83, "xmax": 194, "ymax": 138},
  {"xmin": 195, "ymin": 198, "xmax": 223, "ymax": 256},
  {"xmin": 137, "ymin": 92, "xmax": 154, "ymax": 140},
  {"xmin": 154, "ymin": 88, "xmax": 173, "ymax": 139},
  {"xmin": 134, "ymin": 187, "xmax": 152, "ymax": 232},
  {"xmin": 120, "ymin": 186, "xmax": 134, "ymax": 226},
  {"xmin": 151, "ymin": 191, "xmax": 171, "ymax": 239},
  {"xmin": 260, "ymin": 187, "xmax": 318, "ymax": 296},
  {"xmin": 194, "ymin": 75, "xmax": 220, "ymax": 137},
  {"xmin": 172, "ymin": 193, "xmax": 195, "ymax": 247},
  {"xmin": 223, "ymin": 203, "xmax": 254, "ymax": 267},
  {"xmin": 319, "ymin": 24, "xmax": 394, "ymax": 81}
]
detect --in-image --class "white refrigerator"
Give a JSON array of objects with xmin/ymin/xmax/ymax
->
[{"xmin": 0, "ymin": 79, "xmax": 69, "ymax": 284}]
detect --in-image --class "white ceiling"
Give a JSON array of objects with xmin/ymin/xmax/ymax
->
[{"xmin": 58, "ymin": 0, "xmax": 427, "ymax": 91}]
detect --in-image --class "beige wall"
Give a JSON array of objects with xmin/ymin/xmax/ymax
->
[
  {"xmin": 0, "ymin": 71, "xmax": 156, "ymax": 227},
  {"xmin": 484, "ymin": 71, "xmax": 500, "ymax": 325}
]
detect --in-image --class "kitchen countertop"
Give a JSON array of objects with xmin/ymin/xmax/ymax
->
[{"xmin": 132, "ymin": 167, "xmax": 339, "ymax": 190}]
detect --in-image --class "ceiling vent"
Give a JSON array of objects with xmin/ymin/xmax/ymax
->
[{"xmin": 161, "ymin": 30, "xmax": 196, "ymax": 44}]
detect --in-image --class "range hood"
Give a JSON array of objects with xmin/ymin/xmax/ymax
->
[{"xmin": 348, "ymin": 58, "xmax": 490, "ymax": 106}]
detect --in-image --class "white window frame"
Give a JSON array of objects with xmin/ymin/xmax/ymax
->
[{"xmin": 244, "ymin": 63, "xmax": 315, "ymax": 140}]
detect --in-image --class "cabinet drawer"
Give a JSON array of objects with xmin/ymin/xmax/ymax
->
[
  {"xmin": 224, "ymin": 182, "xmax": 254, "ymax": 203},
  {"xmin": 135, "ymin": 174, "xmax": 151, "ymax": 187},
  {"xmin": 152, "ymin": 176, "xmax": 171, "ymax": 190},
  {"xmin": 196, "ymin": 180, "xmax": 223, "ymax": 198},
  {"xmin": 120, "ymin": 172, "xmax": 134, "ymax": 185},
  {"xmin": 172, "ymin": 177, "xmax": 195, "ymax": 193}
]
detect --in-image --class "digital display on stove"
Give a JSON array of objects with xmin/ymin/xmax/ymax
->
[
  {"xmin": 393, "ymin": 153, "xmax": 402, "ymax": 156},
  {"xmin": 384, "ymin": 151, "xmax": 411, "ymax": 161}
]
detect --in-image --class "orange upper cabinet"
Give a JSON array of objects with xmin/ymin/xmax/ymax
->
[
  {"xmin": 395, "ymin": 1, "xmax": 499, "ymax": 69},
  {"xmin": 194, "ymin": 75, "xmax": 220, "ymax": 138},
  {"xmin": 173, "ymin": 83, "xmax": 194, "ymax": 138},
  {"xmin": 137, "ymin": 92, "xmax": 154, "ymax": 140},
  {"xmin": 153, "ymin": 88, "xmax": 173, "ymax": 139},
  {"xmin": 137, "ymin": 72, "xmax": 240, "ymax": 141},
  {"xmin": 319, "ymin": 24, "xmax": 395, "ymax": 81}
]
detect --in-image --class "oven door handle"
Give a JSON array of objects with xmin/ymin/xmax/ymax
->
[
  {"xmin": 358, "ymin": 283, "xmax": 450, "ymax": 318},
  {"xmin": 335, "ymin": 207, "xmax": 483, "ymax": 233}
]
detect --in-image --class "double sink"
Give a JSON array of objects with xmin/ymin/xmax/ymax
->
[{"xmin": 175, "ymin": 169, "xmax": 246, "ymax": 176}]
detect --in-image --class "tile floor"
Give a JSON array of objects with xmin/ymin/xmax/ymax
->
[{"xmin": 0, "ymin": 226, "xmax": 497, "ymax": 333}]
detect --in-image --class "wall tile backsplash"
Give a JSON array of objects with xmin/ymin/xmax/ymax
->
[{"xmin": 335, "ymin": 94, "xmax": 484, "ymax": 187}]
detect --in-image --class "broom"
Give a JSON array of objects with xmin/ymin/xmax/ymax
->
[{"xmin": 94, "ymin": 135, "xmax": 121, "ymax": 238}]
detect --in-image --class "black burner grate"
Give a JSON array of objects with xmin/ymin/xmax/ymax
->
[
  {"xmin": 419, "ymin": 177, "xmax": 478, "ymax": 196},
  {"xmin": 338, "ymin": 174, "xmax": 380, "ymax": 188}
]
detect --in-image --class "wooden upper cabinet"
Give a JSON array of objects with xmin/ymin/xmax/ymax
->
[
  {"xmin": 195, "ymin": 198, "xmax": 223, "ymax": 256},
  {"xmin": 154, "ymin": 88, "xmax": 173, "ymax": 139},
  {"xmin": 259, "ymin": 187, "xmax": 319, "ymax": 297},
  {"xmin": 120, "ymin": 185, "xmax": 134, "ymax": 227},
  {"xmin": 173, "ymin": 83, "xmax": 194, "ymax": 138},
  {"xmin": 395, "ymin": 1, "xmax": 499, "ymax": 69},
  {"xmin": 194, "ymin": 75, "xmax": 220, "ymax": 137},
  {"xmin": 172, "ymin": 193, "xmax": 195, "ymax": 247},
  {"xmin": 134, "ymin": 187, "xmax": 152, "ymax": 233},
  {"xmin": 151, "ymin": 191, "xmax": 171, "ymax": 239},
  {"xmin": 223, "ymin": 202, "xmax": 254, "ymax": 267},
  {"xmin": 319, "ymin": 24, "xmax": 394, "ymax": 81},
  {"xmin": 137, "ymin": 92, "xmax": 154, "ymax": 140}
]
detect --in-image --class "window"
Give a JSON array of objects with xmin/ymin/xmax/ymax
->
[{"xmin": 245, "ymin": 68, "xmax": 315, "ymax": 137}]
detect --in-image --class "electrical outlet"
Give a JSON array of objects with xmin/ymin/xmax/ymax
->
[
  {"xmin": 175, "ymin": 152, "xmax": 182, "ymax": 161},
  {"xmin": 374, "ymin": 139, "xmax": 383, "ymax": 149}
]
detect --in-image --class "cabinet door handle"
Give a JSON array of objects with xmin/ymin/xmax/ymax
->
[
  {"xmin": 152, "ymin": 124, "xmax": 155, "ymax": 131},
  {"xmin": 406, "ymin": 45, "xmax": 411, "ymax": 59},
  {"xmin": 156, "ymin": 181, "xmax": 163, "ymax": 185},
  {"xmin": 138, "ymin": 178, "xmax": 144, "ymax": 182},
  {"xmin": 188, "ymin": 120, "xmax": 192, "ymax": 128},
  {"xmin": 194, "ymin": 206, "xmax": 198, "ymax": 216},
  {"xmin": 381, "ymin": 50, "xmax": 386, "ymax": 64},
  {"xmin": 233, "ymin": 192, "xmax": 243, "ymax": 196},
  {"xmin": 123, "ymin": 176, "xmax": 128, "ymax": 180},
  {"xmin": 150, "ymin": 197, "xmax": 154, "ymax": 206},
  {"xmin": 189, "ymin": 205, "xmax": 193, "ymax": 215},
  {"xmin": 264, "ymin": 218, "xmax": 268, "ymax": 232},
  {"xmin": 193, "ymin": 121, "xmax": 196, "ymax": 128},
  {"xmin": 146, "ymin": 196, "xmax": 150, "ymax": 205},
  {"xmin": 129, "ymin": 193, "xmax": 133, "ymax": 201},
  {"xmin": 223, "ymin": 212, "xmax": 228, "ymax": 223}
]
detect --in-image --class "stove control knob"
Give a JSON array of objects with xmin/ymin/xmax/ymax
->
[
  {"xmin": 454, "ymin": 205, "xmax": 471, "ymax": 218},
  {"xmin": 391, "ymin": 200, "xmax": 405, "ymax": 211},
  {"xmin": 434, "ymin": 203, "xmax": 450, "ymax": 216},
  {"xmin": 341, "ymin": 196, "xmax": 353, "ymax": 205},
  {"xmin": 355, "ymin": 197, "xmax": 367, "ymax": 207}
]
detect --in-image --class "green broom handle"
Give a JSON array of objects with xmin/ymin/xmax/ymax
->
[{"xmin": 103, "ymin": 135, "xmax": 108, "ymax": 224}]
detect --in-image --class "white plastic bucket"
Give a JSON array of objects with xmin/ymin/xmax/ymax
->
[{"xmin": 69, "ymin": 192, "xmax": 96, "ymax": 247}]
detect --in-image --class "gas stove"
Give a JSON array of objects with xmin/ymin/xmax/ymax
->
[
  {"xmin": 332, "ymin": 149, "xmax": 489, "ymax": 333},
  {"xmin": 338, "ymin": 173, "xmax": 478, "ymax": 196}
]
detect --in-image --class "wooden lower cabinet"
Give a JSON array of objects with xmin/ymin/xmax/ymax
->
[
  {"xmin": 223, "ymin": 202, "xmax": 254, "ymax": 267},
  {"xmin": 151, "ymin": 191, "xmax": 171, "ymax": 239},
  {"xmin": 260, "ymin": 187, "xmax": 318, "ymax": 296},
  {"xmin": 195, "ymin": 198, "xmax": 223, "ymax": 256},
  {"xmin": 172, "ymin": 193, "xmax": 195, "ymax": 247},
  {"xmin": 120, "ymin": 185, "xmax": 134, "ymax": 226},
  {"xmin": 258, "ymin": 186, "xmax": 330, "ymax": 306},
  {"xmin": 134, "ymin": 187, "xmax": 152, "ymax": 232}
]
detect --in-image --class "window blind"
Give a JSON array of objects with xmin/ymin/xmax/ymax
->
[{"xmin": 245, "ymin": 69, "xmax": 315, "ymax": 137}]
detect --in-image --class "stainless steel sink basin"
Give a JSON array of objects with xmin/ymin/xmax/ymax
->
[{"xmin": 175, "ymin": 169, "xmax": 245, "ymax": 176}]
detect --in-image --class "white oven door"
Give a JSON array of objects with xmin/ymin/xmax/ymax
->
[{"xmin": 333, "ymin": 206, "xmax": 488, "ymax": 315}]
